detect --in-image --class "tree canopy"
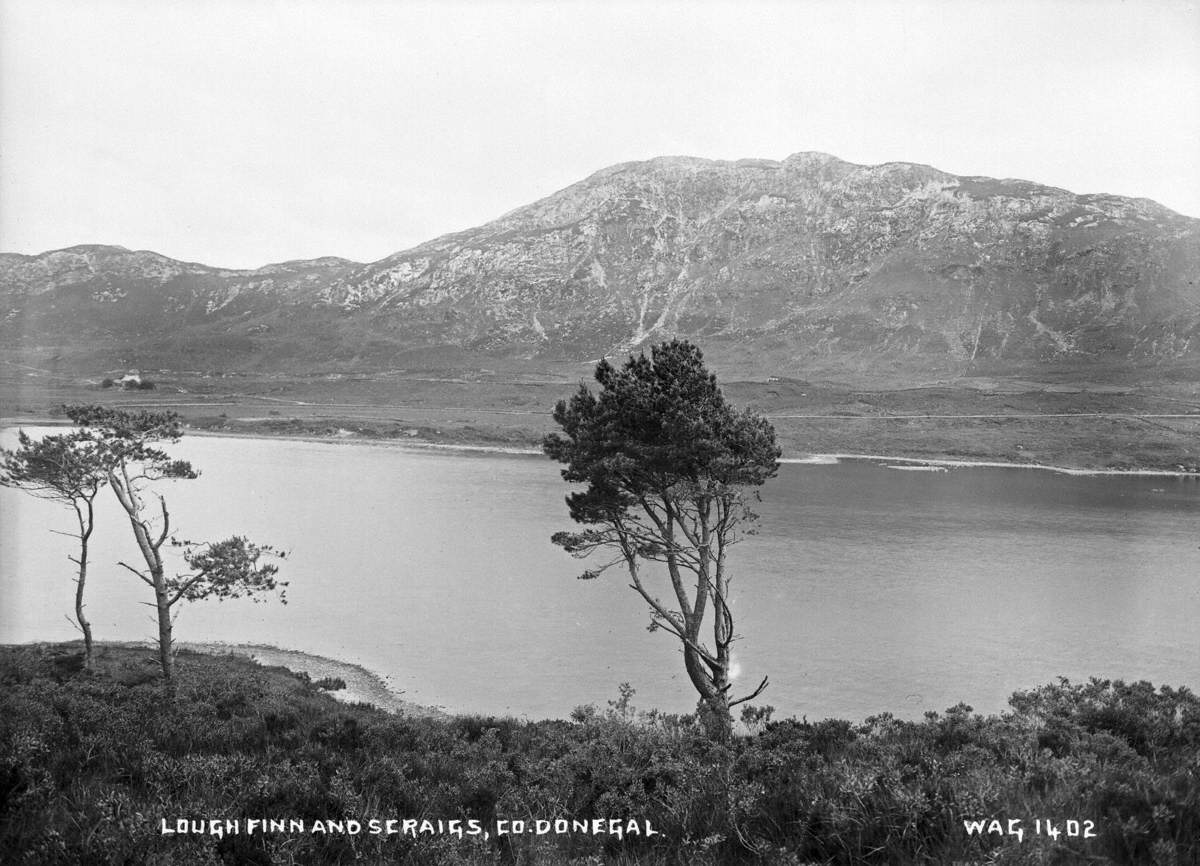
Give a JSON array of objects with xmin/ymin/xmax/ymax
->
[
  {"xmin": 170, "ymin": 536, "xmax": 287, "ymax": 606},
  {"xmin": 1, "ymin": 429, "xmax": 110, "ymax": 503},
  {"xmin": 62, "ymin": 405, "xmax": 197, "ymax": 483}
]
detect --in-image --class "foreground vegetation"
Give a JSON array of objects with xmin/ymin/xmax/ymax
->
[{"xmin": 2, "ymin": 644, "xmax": 1197, "ymax": 865}]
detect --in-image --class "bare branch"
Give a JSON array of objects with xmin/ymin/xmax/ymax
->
[
  {"xmin": 117, "ymin": 560, "xmax": 155, "ymax": 587},
  {"xmin": 167, "ymin": 574, "xmax": 205, "ymax": 608},
  {"xmin": 617, "ymin": 533, "xmax": 720, "ymax": 667},
  {"xmin": 729, "ymin": 675, "xmax": 770, "ymax": 708},
  {"xmin": 630, "ymin": 502, "xmax": 696, "ymax": 618},
  {"xmin": 154, "ymin": 495, "xmax": 171, "ymax": 550}
]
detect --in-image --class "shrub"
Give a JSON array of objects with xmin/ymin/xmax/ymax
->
[{"xmin": 2, "ymin": 648, "xmax": 1197, "ymax": 865}]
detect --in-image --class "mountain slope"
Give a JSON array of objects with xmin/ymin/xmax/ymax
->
[{"xmin": 4, "ymin": 153, "xmax": 1199, "ymax": 379}]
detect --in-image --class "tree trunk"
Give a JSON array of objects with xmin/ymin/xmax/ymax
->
[
  {"xmin": 153, "ymin": 574, "xmax": 174, "ymax": 680},
  {"xmin": 683, "ymin": 642, "xmax": 732, "ymax": 741},
  {"xmin": 70, "ymin": 501, "xmax": 95, "ymax": 671},
  {"xmin": 110, "ymin": 467, "xmax": 175, "ymax": 680},
  {"xmin": 696, "ymin": 691, "xmax": 732, "ymax": 741},
  {"xmin": 75, "ymin": 530, "xmax": 94, "ymax": 671}
]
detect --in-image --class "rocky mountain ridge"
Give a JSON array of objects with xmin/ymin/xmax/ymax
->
[{"xmin": 4, "ymin": 152, "xmax": 1198, "ymax": 381}]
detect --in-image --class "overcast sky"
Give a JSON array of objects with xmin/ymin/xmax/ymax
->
[{"xmin": 2, "ymin": 0, "xmax": 1198, "ymax": 269}]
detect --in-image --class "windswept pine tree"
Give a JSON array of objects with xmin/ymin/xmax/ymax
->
[
  {"xmin": 0, "ymin": 429, "xmax": 112, "ymax": 669},
  {"xmin": 544, "ymin": 340, "xmax": 781, "ymax": 739}
]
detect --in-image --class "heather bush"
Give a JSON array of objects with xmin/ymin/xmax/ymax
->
[{"xmin": 1, "ymin": 647, "xmax": 1196, "ymax": 865}]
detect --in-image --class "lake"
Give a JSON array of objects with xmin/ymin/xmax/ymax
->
[{"xmin": 2, "ymin": 429, "xmax": 1198, "ymax": 722}]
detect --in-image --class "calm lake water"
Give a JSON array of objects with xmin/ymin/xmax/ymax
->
[{"xmin": 2, "ymin": 429, "xmax": 1198, "ymax": 722}]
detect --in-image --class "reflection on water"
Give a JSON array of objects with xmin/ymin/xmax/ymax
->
[{"xmin": 2, "ymin": 430, "xmax": 1198, "ymax": 721}]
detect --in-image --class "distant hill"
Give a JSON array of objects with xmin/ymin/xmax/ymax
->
[{"xmin": 4, "ymin": 153, "xmax": 1198, "ymax": 382}]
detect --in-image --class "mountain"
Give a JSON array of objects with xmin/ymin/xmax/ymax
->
[{"xmin": 3, "ymin": 153, "xmax": 1199, "ymax": 380}]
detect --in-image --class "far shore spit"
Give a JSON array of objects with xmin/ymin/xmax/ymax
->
[{"xmin": 3, "ymin": 417, "xmax": 1197, "ymax": 478}]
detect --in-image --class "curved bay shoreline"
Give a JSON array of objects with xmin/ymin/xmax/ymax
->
[{"xmin": 176, "ymin": 642, "xmax": 447, "ymax": 718}]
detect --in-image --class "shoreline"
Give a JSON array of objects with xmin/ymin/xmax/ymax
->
[
  {"xmin": 4, "ymin": 417, "xmax": 1199, "ymax": 478},
  {"xmin": 785, "ymin": 452, "xmax": 1200, "ymax": 478},
  {"xmin": 177, "ymin": 641, "xmax": 447, "ymax": 717}
]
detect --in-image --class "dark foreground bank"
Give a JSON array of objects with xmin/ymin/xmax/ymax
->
[{"xmin": 1, "ymin": 644, "xmax": 1197, "ymax": 865}]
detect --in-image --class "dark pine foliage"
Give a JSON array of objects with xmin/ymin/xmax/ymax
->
[{"xmin": 544, "ymin": 339, "xmax": 779, "ymax": 525}]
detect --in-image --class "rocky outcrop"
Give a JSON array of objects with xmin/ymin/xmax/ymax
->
[{"xmin": 3, "ymin": 153, "xmax": 1198, "ymax": 376}]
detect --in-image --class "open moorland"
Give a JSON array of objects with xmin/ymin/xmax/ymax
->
[{"xmin": 4, "ymin": 362, "xmax": 1200, "ymax": 472}]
